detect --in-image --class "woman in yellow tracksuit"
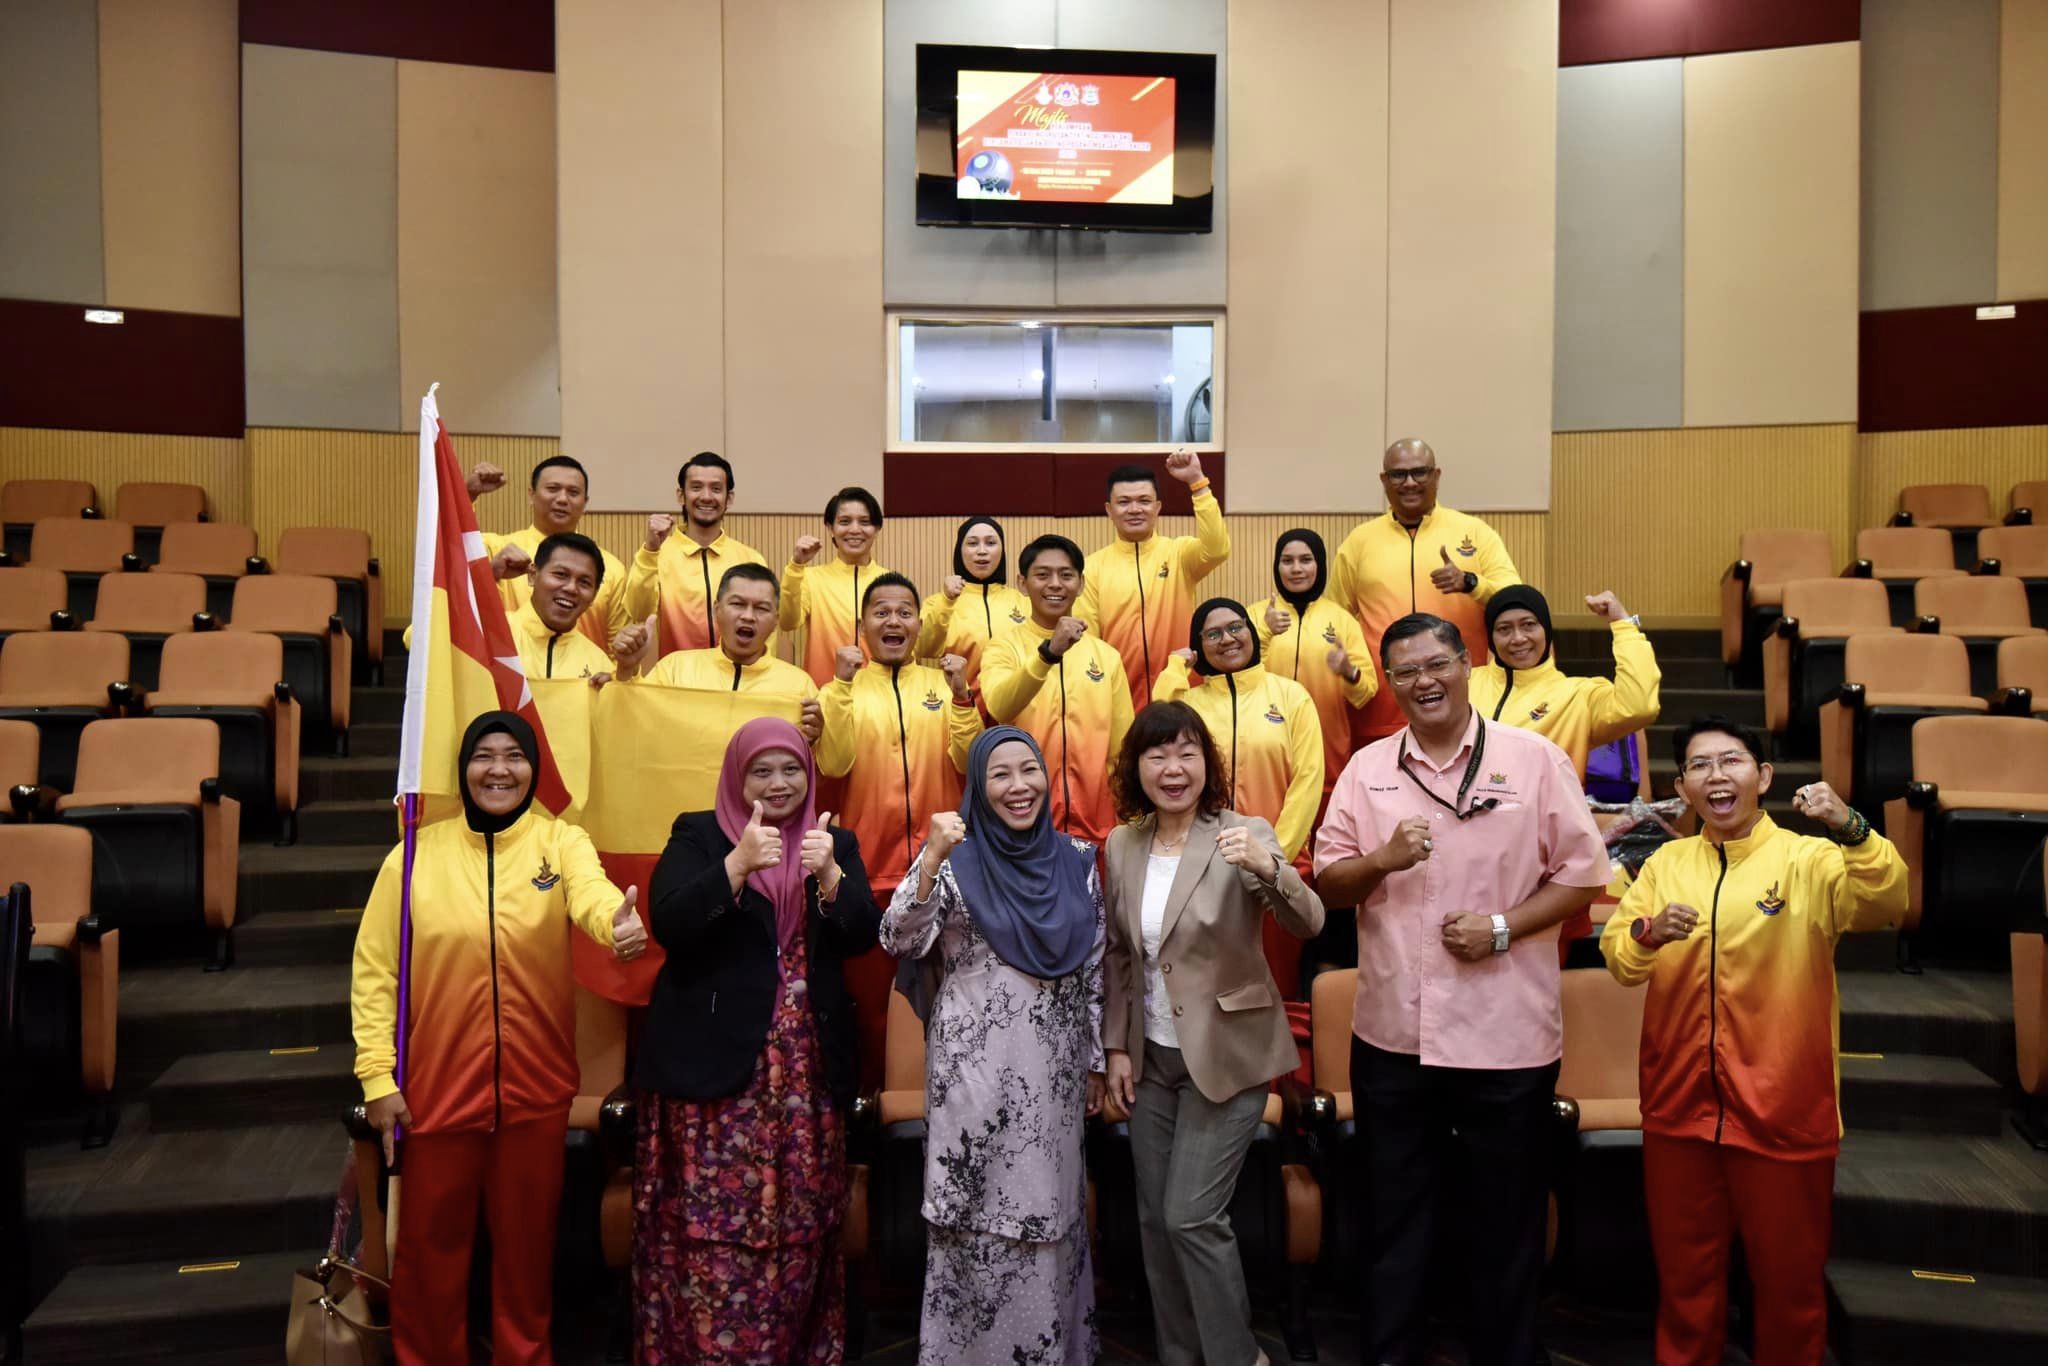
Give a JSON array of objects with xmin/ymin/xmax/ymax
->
[
  {"xmin": 1600, "ymin": 716, "xmax": 1905, "ymax": 1366},
  {"xmin": 916, "ymin": 516, "xmax": 1031, "ymax": 684},
  {"xmin": 351, "ymin": 711, "xmax": 646, "ymax": 1364},
  {"xmin": 781, "ymin": 486, "xmax": 893, "ymax": 686},
  {"xmin": 1469, "ymin": 584, "xmax": 1661, "ymax": 778},
  {"xmin": 1251, "ymin": 528, "xmax": 1376, "ymax": 798}
]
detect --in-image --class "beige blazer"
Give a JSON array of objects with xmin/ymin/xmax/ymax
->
[{"xmin": 1103, "ymin": 810, "xmax": 1325, "ymax": 1103}]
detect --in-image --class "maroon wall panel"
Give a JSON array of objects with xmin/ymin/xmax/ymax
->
[
  {"xmin": 240, "ymin": 0, "xmax": 553, "ymax": 72},
  {"xmin": 1560, "ymin": 0, "xmax": 1860, "ymax": 67},
  {"xmin": 1860, "ymin": 305, "xmax": 2048, "ymax": 433},
  {"xmin": 0, "ymin": 299, "xmax": 245, "ymax": 438},
  {"xmin": 882, "ymin": 452, "xmax": 1227, "ymax": 518},
  {"xmin": 1049, "ymin": 452, "xmax": 1226, "ymax": 518}
]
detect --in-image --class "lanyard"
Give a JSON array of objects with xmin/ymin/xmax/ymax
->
[{"xmin": 1397, "ymin": 719, "xmax": 1499, "ymax": 822}]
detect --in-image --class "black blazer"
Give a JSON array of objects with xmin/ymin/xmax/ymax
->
[{"xmin": 632, "ymin": 810, "xmax": 879, "ymax": 1106}]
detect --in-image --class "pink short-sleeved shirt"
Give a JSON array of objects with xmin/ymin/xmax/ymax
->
[{"xmin": 1314, "ymin": 709, "xmax": 1609, "ymax": 1070}]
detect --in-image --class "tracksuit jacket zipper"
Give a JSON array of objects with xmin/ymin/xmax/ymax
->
[
  {"xmin": 1708, "ymin": 843, "xmax": 1729, "ymax": 1143},
  {"xmin": 485, "ymin": 832, "xmax": 503, "ymax": 1130},
  {"xmin": 889, "ymin": 666, "xmax": 914, "ymax": 867}
]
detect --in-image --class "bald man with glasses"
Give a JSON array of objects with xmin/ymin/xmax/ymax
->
[{"xmin": 1315, "ymin": 612, "xmax": 1607, "ymax": 1366}]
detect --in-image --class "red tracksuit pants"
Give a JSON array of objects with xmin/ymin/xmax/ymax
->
[
  {"xmin": 391, "ymin": 1111, "xmax": 569, "ymax": 1365},
  {"xmin": 1643, "ymin": 1133, "xmax": 1835, "ymax": 1366}
]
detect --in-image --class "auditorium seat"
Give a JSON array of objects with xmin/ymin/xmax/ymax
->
[
  {"xmin": 873, "ymin": 988, "xmax": 931, "ymax": 1291},
  {"xmin": 1915, "ymin": 575, "xmax": 2044, "ymax": 695},
  {"xmin": 1849, "ymin": 526, "xmax": 1964, "ymax": 626},
  {"xmin": 0, "ymin": 631, "xmax": 134, "ymax": 791},
  {"xmin": 151, "ymin": 522, "xmax": 263, "ymax": 619},
  {"xmin": 84, "ymin": 570, "xmax": 209, "ymax": 691},
  {"xmin": 1308, "ymin": 967, "xmax": 1361, "ymax": 1270},
  {"xmin": 275, "ymin": 528, "xmax": 384, "ymax": 683},
  {"xmin": 114, "ymin": 482, "xmax": 206, "ymax": 564},
  {"xmin": 1762, "ymin": 578, "xmax": 1900, "ymax": 742},
  {"xmin": 1720, "ymin": 529, "xmax": 1835, "ymax": 680},
  {"xmin": 26, "ymin": 518, "xmax": 136, "ymax": 619},
  {"xmin": 564, "ymin": 986, "xmax": 635, "ymax": 1354},
  {"xmin": 1553, "ymin": 968, "xmax": 1652, "ymax": 1301},
  {"xmin": 57, "ymin": 717, "xmax": 239, "ymax": 966},
  {"xmin": 1977, "ymin": 524, "xmax": 2048, "ymax": 626},
  {"xmin": 0, "ymin": 719, "xmax": 52, "ymax": 821},
  {"xmin": 1998, "ymin": 636, "xmax": 2048, "ymax": 717},
  {"xmin": 0, "ymin": 824, "xmax": 119, "ymax": 1146},
  {"xmin": 145, "ymin": 631, "xmax": 301, "ymax": 839},
  {"xmin": 1896, "ymin": 483, "xmax": 1996, "ymax": 569},
  {"xmin": 2015, "ymin": 881, "xmax": 2047, "ymax": 1150},
  {"xmin": 1818, "ymin": 634, "xmax": 1986, "ymax": 818},
  {"xmin": 1884, "ymin": 716, "xmax": 2048, "ymax": 966},
  {"xmin": 227, "ymin": 574, "xmax": 352, "ymax": 751},
  {"xmin": 0, "ymin": 566, "xmax": 67, "ymax": 644},
  {"xmin": 2012, "ymin": 480, "xmax": 2048, "ymax": 526},
  {"xmin": 1, "ymin": 479, "xmax": 95, "ymax": 560}
]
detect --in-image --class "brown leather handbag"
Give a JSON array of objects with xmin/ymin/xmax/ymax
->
[{"xmin": 286, "ymin": 1144, "xmax": 392, "ymax": 1364}]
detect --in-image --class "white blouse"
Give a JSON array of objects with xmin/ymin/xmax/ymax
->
[{"xmin": 1140, "ymin": 851, "xmax": 1181, "ymax": 1049}]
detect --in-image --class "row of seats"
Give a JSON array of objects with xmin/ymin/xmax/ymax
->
[
  {"xmin": 0, "ymin": 520, "xmax": 384, "ymax": 681},
  {"xmin": 1848, "ymin": 524, "xmax": 2048, "ymax": 625},
  {"xmin": 1, "ymin": 479, "xmax": 208, "ymax": 565}
]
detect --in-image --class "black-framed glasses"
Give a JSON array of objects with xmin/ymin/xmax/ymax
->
[{"xmin": 1382, "ymin": 468, "xmax": 1437, "ymax": 484}]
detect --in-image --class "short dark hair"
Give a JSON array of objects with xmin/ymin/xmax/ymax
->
[
  {"xmin": 1018, "ymin": 534, "xmax": 1084, "ymax": 576},
  {"xmin": 530, "ymin": 455, "xmax": 589, "ymax": 492},
  {"xmin": 1378, "ymin": 612, "xmax": 1465, "ymax": 669},
  {"xmin": 533, "ymin": 532, "xmax": 605, "ymax": 587},
  {"xmin": 825, "ymin": 486, "xmax": 883, "ymax": 530},
  {"xmin": 1671, "ymin": 715, "xmax": 1770, "ymax": 770},
  {"xmin": 1113, "ymin": 702, "xmax": 1231, "ymax": 821},
  {"xmin": 717, "ymin": 561, "xmax": 778, "ymax": 600},
  {"xmin": 679, "ymin": 451, "xmax": 734, "ymax": 491},
  {"xmin": 861, "ymin": 570, "xmax": 919, "ymax": 612},
  {"xmin": 1105, "ymin": 463, "xmax": 1159, "ymax": 496}
]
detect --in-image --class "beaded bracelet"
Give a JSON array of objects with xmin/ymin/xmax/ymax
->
[{"xmin": 1829, "ymin": 807, "xmax": 1872, "ymax": 847}]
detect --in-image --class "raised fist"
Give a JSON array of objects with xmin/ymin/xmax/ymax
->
[
  {"xmin": 1584, "ymin": 591, "xmax": 1630, "ymax": 624},
  {"xmin": 940, "ymin": 653, "xmax": 972, "ymax": 701},
  {"xmin": 792, "ymin": 535, "xmax": 824, "ymax": 566},
  {"xmin": 1171, "ymin": 646, "xmax": 1199, "ymax": 667},
  {"xmin": 491, "ymin": 544, "xmax": 532, "ymax": 583},
  {"xmin": 833, "ymin": 646, "xmax": 865, "ymax": 682},
  {"xmin": 1791, "ymin": 781, "xmax": 1852, "ymax": 833},
  {"xmin": 1165, "ymin": 448, "xmax": 1203, "ymax": 484},
  {"xmin": 1216, "ymin": 824, "xmax": 1278, "ymax": 881},
  {"xmin": 943, "ymin": 574, "xmax": 965, "ymax": 601},
  {"xmin": 922, "ymin": 811, "xmax": 967, "ymax": 870},
  {"xmin": 644, "ymin": 513, "xmax": 675, "ymax": 553},
  {"xmin": 1048, "ymin": 616, "xmax": 1088, "ymax": 658},
  {"xmin": 1645, "ymin": 901, "xmax": 1700, "ymax": 948},
  {"xmin": 1377, "ymin": 815, "xmax": 1434, "ymax": 873},
  {"xmin": 466, "ymin": 462, "xmax": 508, "ymax": 500},
  {"xmin": 798, "ymin": 696, "xmax": 824, "ymax": 745}
]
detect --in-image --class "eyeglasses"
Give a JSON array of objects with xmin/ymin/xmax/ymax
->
[
  {"xmin": 1682, "ymin": 753, "xmax": 1756, "ymax": 778},
  {"xmin": 1382, "ymin": 468, "xmax": 1437, "ymax": 484},
  {"xmin": 1387, "ymin": 655, "xmax": 1464, "ymax": 685},
  {"xmin": 1201, "ymin": 621, "xmax": 1250, "ymax": 644}
]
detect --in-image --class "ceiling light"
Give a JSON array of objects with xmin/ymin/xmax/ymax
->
[{"xmin": 84, "ymin": 309, "xmax": 124, "ymax": 325}]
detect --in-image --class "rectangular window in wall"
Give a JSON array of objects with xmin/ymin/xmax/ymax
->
[{"xmin": 890, "ymin": 314, "xmax": 1222, "ymax": 450}]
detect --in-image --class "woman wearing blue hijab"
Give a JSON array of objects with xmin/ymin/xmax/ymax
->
[{"xmin": 879, "ymin": 725, "xmax": 1105, "ymax": 1366}]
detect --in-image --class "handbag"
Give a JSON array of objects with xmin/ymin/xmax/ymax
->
[{"xmin": 285, "ymin": 1145, "xmax": 393, "ymax": 1365}]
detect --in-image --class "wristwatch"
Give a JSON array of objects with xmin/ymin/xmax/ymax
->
[
  {"xmin": 1462, "ymin": 571, "xmax": 1478, "ymax": 594},
  {"xmin": 1037, "ymin": 638, "xmax": 1059, "ymax": 666},
  {"xmin": 1622, "ymin": 613, "xmax": 1642, "ymax": 628},
  {"xmin": 1490, "ymin": 913, "xmax": 1510, "ymax": 954},
  {"xmin": 1630, "ymin": 916, "xmax": 1652, "ymax": 945}
]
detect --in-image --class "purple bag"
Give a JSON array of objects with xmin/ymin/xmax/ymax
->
[{"xmin": 1584, "ymin": 732, "xmax": 1642, "ymax": 804}]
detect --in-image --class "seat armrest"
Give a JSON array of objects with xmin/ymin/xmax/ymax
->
[
  {"xmin": 50, "ymin": 609, "xmax": 78, "ymax": 631},
  {"xmin": 1892, "ymin": 511, "xmax": 1915, "ymax": 527},
  {"xmin": 9, "ymin": 784, "xmax": 48, "ymax": 820},
  {"xmin": 599, "ymin": 1084, "xmax": 636, "ymax": 1166},
  {"xmin": 245, "ymin": 556, "xmax": 269, "ymax": 575},
  {"xmin": 75, "ymin": 914, "xmax": 108, "ymax": 945},
  {"xmin": 367, "ymin": 557, "xmax": 381, "ymax": 576},
  {"xmin": 106, "ymin": 680, "xmax": 137, "ymax": 713},
  {"xmin": 328, "ymin": 614, "xmax": 346, "ymax": 636},
  {"xmin": 1975, "ymin": 558, "xmax": 2002, "ymax": 576},
  {"xmin": 274, "ymin": 680, "xmax": 295, "ymax": 705},
  {"xmin": 1776, "ymin": 615, "xmax": 1800, "ymax": 640},
  {"xmin": 0, "ymin": 550, "xmax": 14, "ymax": 568},
  {"xmin": 1905, "ymin": 780, "xmax": 1940, "ymax": 812},
  {"xmin": 1307, "ymin": 1088, "xmax": 1338, "ymax": 1135},
  {"xmin": 192, "ymin": 611, "xmax": 218, "ymax": 632},
  {"xmin": 120, "ymin": 553, "xmax": 142, "ymax": 573},
  {"xmin": 1553, "ymin": 1094, "xmax": 1582, "ymax": 1134},
  {"xmin": 1838, "ymin": 681, "xmax": 1866, "ymax": 712},
  {"xmin": 82, "ymin": 506, "xmax": 102, "ymax": 520},
  {"xmin": 1997, "ymin": 686, "xmax": 2034, "ymax": 717},
  {"xmin": 1846, "ymin": 559, "xmax": 1873, "ymax": 578},
  {"xmin": 1731, "ymin": 558, "xmax": 1754, "ymax": 584},
  {"xmin": 200, "ymin": 776, "xmax": 222, "ymax": 803},
  {"xmin": 2009, "ymin": 508, "xmax": 2034, "ymax": 527},
  {"xmin": 343, "ymin": 1100, "xmax": 379, "ymax": 1144},
  {"xmin": 1913, "ymin": 615, "xmax": 1940, "ymax": 634}
]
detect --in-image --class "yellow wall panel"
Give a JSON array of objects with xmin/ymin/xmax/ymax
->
[
  {"xmin": 1, "ymin": 426, "xmax": 247, "ymax": 524},
  {"xmin": 1855, "ymin": 425, "xmax": 2048, "ymax": 530},
  {"xmin": 97, "ymin": 0, "xmax": 241, "ymax": 316},
  {"xmin": 1998, "ymin": 0, "xmax": 2048, "ymax": 300}
]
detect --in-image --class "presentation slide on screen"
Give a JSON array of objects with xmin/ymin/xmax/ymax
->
[{"xmin": 955, "ymin": 70, "xmax": 1176, "ymax": 206}]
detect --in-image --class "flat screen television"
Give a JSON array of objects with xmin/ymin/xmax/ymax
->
[{"xmin": 915, "ymin": 43, "xmax": 1217, "ymax": 233}]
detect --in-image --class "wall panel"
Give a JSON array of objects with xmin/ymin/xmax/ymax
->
[
  {"xmin": 98, "ymin": 0, "xmax": 241, "ymax": 317},
  {"xmin": 1561, "ymin": 0, "xmax": 1861, "ymax": 66},
  {"xmin": 396, "ymin": 61, "xmax": 559, "ymax": 436},
  {"xmin": 1999, "ymin": 0, "xmax": 2048, "ymax": 301},
  {"xmin": 238, "ymin": 0, "xmax": 554, "ymax": 72},
  {"xmin": 0, "ymin": 427, "xmax": 248, "ymax": 526},
  {"xmin": 1855, "ymin": 426, "xmax": 2048, "ymax": 531},
  {"xmin": 1682, "ymin": 43, "xmax": 1859, "ymax": 428},
  {"xmin": 1860, "ymin": 304, "xmax": 2048, "ymax": 432},
  {"xmin": 1386, "ymin": 0, "xmax": 1557, "ymax": 510},
  {"xmin": 556, "ymin": 0, "xmax": 725, "ymax": 510},
  {"xmin": 0, "ymin": 0, "xmax": 105, "ymax": 304},
  {"xmin": 1226, "ymin": 0, "xmax": 1388, "ymax": 512},
  {"xmin": 0, "ymin": 297, "xmax": 244, "ymax": 437}
]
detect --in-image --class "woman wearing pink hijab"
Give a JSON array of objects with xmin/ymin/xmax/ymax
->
[{"xmin": 632, "ymin": 716, "xmax": 879, "ymax": 1362}]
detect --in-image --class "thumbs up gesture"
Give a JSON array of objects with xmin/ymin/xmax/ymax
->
[
  {"xmin": 1429, "ymin": 544, "xmax": 1468, "ymax": 595},
  {"xmin": 800, "ymin": 811, "xmax": 836, "ymax": 875},
  {"xmin": 611, "ymin": 886, "xmax": 647, "ymax": 961},
  {"xmin": 732, "ymin": 800, "xmax": 783, "ymax": 874},
  {"xmin": 611, "ymin": 615, "xmax": 658, "ymax": 678},
  {"xmin": 1264, "ymin": 601, "xmax": 1293, "ymax": 637}
]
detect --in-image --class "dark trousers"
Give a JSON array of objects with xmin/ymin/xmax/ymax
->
[{"xmin": 1352, "ymin": 1038, "xmax": 1560, "ymax": 1366}]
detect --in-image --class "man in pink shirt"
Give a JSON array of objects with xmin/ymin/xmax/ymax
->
[{"xmin": 1315, "ymin": 612, "xmax": 1608, "ymax": 1366}]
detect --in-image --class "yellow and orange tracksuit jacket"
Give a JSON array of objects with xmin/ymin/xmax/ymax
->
[
  {"xmin": 979, "ymin": 620, "xmax": 1135, "ymax": 846},
  {"xmin": 510, "ymin": 604, "xmax": 616, "ymax": 682},
  {"xmin": 1330, "ymin": 507, "xmax": 1519, "ymax": 738},
  {"xmin": 635, "ymin": 645, "xmax": 818, "ymax": 700},
  {"xmin": 485, "ymin": 525, "xmax": 630, "ymax": 653},
  {"xmin": 1251, "ymin": 593, "xmax": 1377, "ymax": 795},
  {"xmin": 1469, "ymin": 620, "xmax": 1661, "ymax": 778},
  {"xmin": 1600, "ymin": 814, "xmax": 1907, "ymax": 1158},
  {"xmin": 814, "ymin": 660, "xmax": 983, "ymax": 893},
  {"xmin": 1079, "ymin": 481, "xmax": 1230, "ymax": 711},
  {"xmin": 619, "ymin": 527, "xmax": 769, "ymax": 656},
  {"xmin": 352, "ymin": 810, "xmax": 622, "ymax": 1133},
  {"xmin": 916, "ymin": 583, "xmax": 1032, "ymax": 683},
  {"xmin": 1153, "ymin": 658, "xmax": 1324, "ymax": 861},
  {"xmin": 780, "ymin": 556, "xmax": 894, "ymax": 687}
]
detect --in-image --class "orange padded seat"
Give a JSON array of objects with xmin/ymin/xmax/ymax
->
[
  {"xmin": 2, "ymin": 479, "xmax": 96, "ymax": 524},
  {"xmin": 1763, "ymin": 578, "xmax": 1898, "ymax": 734},
  {"xmin": 1900, "ymin": 483, "xmax": 1995, "ymax": 530},
  {"xmin": 0, "ymin": 719, "xmax": 41, "ymax": 818},
  {"xmin": 1917, "ymin": 576, "xmax": 2043, "ymax": 640},
  {"xmin": 1720, "ymin": 529, "xmax": 1836, "ymax": 668},
  {"xmin": 1999, "ymin": 636, "xmax": 2048, "ymax": 715},
  {"xmin": 1819, "ymin": 634, "xmax": 1985, "ymax": 807},
  {"xmin": 147, "ymin": 632, "xmax": 301, "ymax": 826},
  {"xmin": 1558, "ymin": 968, "xmax": 1647, "ymax": 1133},
  {"xmin": 1979, "ymin": 526, "xmax": 2048, "ymax": 578},
  {"xmin": 0, "ymin": 567, "xmax": 66, "ymax": 638},
  {"xmin": 0, "ymin": 632, "xmax": 132, "ymax": 791},
  {"xmin": 2015, "ymin": 907, "xmax": 2047, "ymax": 1148},
  {"xmin": 1856, "ymin": 527, "xmax": 1962, "ymax": 580},
  {"xmin": 1310, "ymin": 966, "xmax": 1357, "ymax": 1124},
  {"xmin": 28, "ymin": 518, "xmax": 132, "ymax": 574},
  {"xmin": 2013, "ymin": 481, "xmax": 2048, "ymax": 523},
  {"xmin": 229, "ymin": 574, "xmax": 351, "ymax": 743},
  {"xmin": 0, "ymin": 824, "xmax": 120, "ymax": 1145},
  {"xmin": 275, "ymin": 527, "xmax": 384, "ymax": 673},
  {"xmin": 114, "ymin": 482, "xmax": 205, "ymax": 527},
  {"xmin": 878, "ymin": 986, "xmax": 927, "ymax": 1126},
  {"xmin": 153, "ymin": 522, "xmax": 259, "ymax": 578},
  {"xmin": 87, "ymin": 571, "xmax": 206, "ymax": 634},
  {"xmin": 1883, "ymin": 716, "xmax": 2048, "ymax": 945}
]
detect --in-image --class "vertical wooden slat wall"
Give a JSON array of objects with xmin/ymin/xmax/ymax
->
[{"xmin": 1, "ymin": 426, "xmax": 249, "ymax": 524}]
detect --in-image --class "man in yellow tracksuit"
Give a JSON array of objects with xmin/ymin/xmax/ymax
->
[
  {"xmin": 782, "ymin": 486, "xmax": 893, "ymax": 686},
  {"xmin": 468, "ymin": 456, "xmax": 631, "ymax": 652},
  {"xmin": 1331, "ymin": 439, "xmax": 1519, "ymax": 742},
  {"xmin": 1079, "ymin": 450, "xmax": 1231, "ymax": 712},
  {"xmin": 1600, "ymin": 716, "xmax": 1905, "ymax": 1366},
  {"xmin": 616, "ymin": 563, "xmax": 823, "ymax": 743},
  {"xmin": 506, "ymin": 534, "xmax": 619, "ymax": 684},
  {"xmin": 619, "ymin": 451, "xmax": 770, "ymax": 656},
  {"xmin": 978, "ymin": 534, "xmax": 1133, "ymax": 846},
  {"xmin": 1470, "ymin": 584, "xmax": 1661, "ymax": 779}
]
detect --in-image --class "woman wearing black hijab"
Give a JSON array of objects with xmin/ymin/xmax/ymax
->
[
  {"xmin": 1251, "ymin": 528, "xmax": 1378, "ymax": 801},
  {"xmin": 916, "ymin": 515, "xmax": 1031, "ymax": 683},
  {"xmin": 350, "ymin": 711, "xmax": 646, "ymax": 1364}
]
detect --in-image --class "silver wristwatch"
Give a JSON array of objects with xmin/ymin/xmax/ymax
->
[{"xmin": 1490, "ymin": 913, "xmax": 1511, "ymax": 953}]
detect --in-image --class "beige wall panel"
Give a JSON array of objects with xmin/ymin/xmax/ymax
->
[
  {"xmin": 720, "ymin": 0, "xmax": 884, "ymax": 513},
  {"xmin": 1683, "ymin": 43, "xmax": 1860, "ymax": 427},
  {"xmin": 557, "ymin": 0, "xmax": 725, "ymax": 510},
  {"xmin": 1999, "ymin": 0, "xmax": 2048, "ymax": 300},
  {"xmin": 397, "ymin": 61, "xmax": 559, "ymax": 437},
  {"xmin": 1855, "ymin": 425, "xmax": 2048, "ymax": 530},
  {"xmin": 1384, "ymin": 0, "xmax": 1556, "ymax": 511},
  {"xmin": 97, "ymin": 0, "xmax": 240, "ymax": 316},
  {"xmin": 1225, "ymin": 0, "xmax": 1388, "ymax": 512},
  {"xmin": 1, "ymin": 427, "xmax": 247, "ymax": 525},
  {"xmin": 0, "ymin": 0, "xmax": 104, "ymax": 304}
]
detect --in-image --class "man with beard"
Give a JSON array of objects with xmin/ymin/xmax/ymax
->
[
  {"xmin": 614, "ymin": 563, "xmax": 823, "ymax": 744},
  {"xmin": 620, "ymin": 451, "xmax": 769, "ymax": 655},
  {"xmin": 469, "ymin": 456, "xmax": 631, "ymax": 651}
]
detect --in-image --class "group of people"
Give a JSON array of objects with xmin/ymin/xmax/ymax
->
[{"xmin": 350, "ymin": 437, "xmax": 1909, "ymax": 1366}]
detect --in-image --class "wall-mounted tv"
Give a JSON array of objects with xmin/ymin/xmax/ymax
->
[{"xmin": 915, "ymin": 43, "xmax": 1217, "ymax": 234}]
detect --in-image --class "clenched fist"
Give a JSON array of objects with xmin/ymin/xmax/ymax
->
[
  {"xmin": 792, "ymin": 535, "xmax": 824, "ymax": 566},
  {"xmin": 940, "ymin": 653, "xmax": 972, "ymax": 702},
  {"xmin": 491, "ymin": 544, "xmax": 532, "ymax": 583},
  {"xmin": 943, "ymin": 574, "xmax": 965, "ymax": 601},
  {"xmin": 1216, "ymin": 824, "xmax": 1279, "ymax": 881},
  {"xmin": 922, "ymin": 811, "xmax": 967, "ymax": 872},
  {"xmin": 1375, "ymin": 815, "xmax": 1435, "ymax": 873},
  {"xmin": 1165, "ymin": 448, "xmax": 1203, "ymax": 484},
  {"xmin": 1642, "ymin": 902, "xmax": 1699, "ymax": 948},
  {"xmin": 644, "ymin": 513, "xmax": 675, "ymax": 553},
  {"xmin": 798, "ymin": 696, "xmax": 824, "ymax": 745},
  {"xmin": 1790, "ymin": 781, "xmax": 1852, "ymax": 833},
  {"xmin": 466, "ymin": 462, "xmax": 508, "ymax": 500},
  {"xmin": 833, "ymin": 645, "xmax": 865, "ymax": 683},
  {"xmin": 1585, "ymin": 591, "xmax": 1631, "ymax": 624},
  {"xmin": 1047, "ymin": 616, "xmax": 1088, "ymax": 658}
]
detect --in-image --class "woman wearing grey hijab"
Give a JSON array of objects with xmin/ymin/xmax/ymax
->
[{"xmin": 879, "ymin": 725, "xmax": 1105, "ymax": 1366}]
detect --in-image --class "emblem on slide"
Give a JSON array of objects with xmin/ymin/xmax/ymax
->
[
  {"xmin": 1756, "ymin": 882, "xmax": 1785, "ymax": 916},
  {"xmin": 1528, "ymin": 702, "xmax": 1550, "ymax": 722},
  {"xmin": 923, "ymin": 689, "xmax": 944, "ymax": 711},
  {"xmin": 532, "ymin": 858, "xmax": 561, "ymax": 892},
  {"xmin": 1456, "ymin": 535, "xmax": 1477, "ymax": 558}
]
